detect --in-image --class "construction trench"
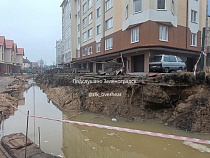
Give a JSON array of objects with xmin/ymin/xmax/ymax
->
[
  {"xmin": 36, "ymin": 71, "xmax": 210, "ymax": 134},
  {"xmin": 0, "ymin": 73, "xmax": 210, "ymax": 157}
]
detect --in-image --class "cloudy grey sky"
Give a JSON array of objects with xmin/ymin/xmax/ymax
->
[{"xmin": 0, "ymin": 0, "xmax": 62, "ymax": 65}]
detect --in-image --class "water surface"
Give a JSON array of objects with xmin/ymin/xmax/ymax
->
[{"xmin": 0, "ymin": 83, "xmax": 209, "ymax": 158}]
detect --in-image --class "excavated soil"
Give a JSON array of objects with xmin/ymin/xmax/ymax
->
[
  {"xmin": 0, "ymin": 76, "xmax": 30, "ymax": 121},
  {"xmin": 36, "ymin": 72, "xmax": 210, "ymax": 133}
]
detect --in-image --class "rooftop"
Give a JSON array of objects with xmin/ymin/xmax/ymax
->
[
  {"xmin": 0, "ymin": 36, "xmax": 5, "ymax": 46},
  {"xmin": 5, "ymin": 40, "xmax": 14, "ymax": 49},
  {"xmin": 17, "ymin": 48, "xmax": 24, "ymax": 55},
  {"xmin": 23, "ymin": 58, "xmax": 30, "ymax": 63}
]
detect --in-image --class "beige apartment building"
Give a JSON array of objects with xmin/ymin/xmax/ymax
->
[{"xmin": 60, "ymin": 0, "xmax": 207, "ymax": 73}]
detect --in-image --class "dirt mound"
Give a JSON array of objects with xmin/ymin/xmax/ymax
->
[
  {"xmin": 36, "ymin": 72, "xmax": 210, "ymax": 133},
  {"xmin": 170, "ymin": 87, "xmax": 210, "ymax": 133}
]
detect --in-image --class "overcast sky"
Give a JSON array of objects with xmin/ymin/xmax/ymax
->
[{"xmin": 0, "ymin": 0, "xmax": 62, "ymax": 65}]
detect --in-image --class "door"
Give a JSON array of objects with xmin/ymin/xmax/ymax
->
[{"xmin": 132, "ymin": 55, "xmax": 144, "ymax": 72}]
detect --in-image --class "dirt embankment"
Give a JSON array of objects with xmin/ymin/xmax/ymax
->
[
  {"xmin": 0, "ymin": 75, "xmax": 30, "ymax": 121},
  {"xmin": 36, "ymin": 72, "xmax": 210, "ymax": 133}
]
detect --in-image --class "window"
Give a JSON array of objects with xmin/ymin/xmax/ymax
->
[
  {"xmin": 77, "ymin": 24, "xmax": 80, "ymax": 32},
  {"xmin": 78, "ymin": 50, "xmax": 80, "ymax": 58},
  {"xmin": 157, "ymin": 0, "xmax": 166, "ymax": 10},
  {"xmin": 88, "ymin": 28, "xmax": 93, "ymax": 39},
  {"xmin": 82, "ymin": 48, "xmax": 87, "ymax": 56},
  {"xmin": 77, "ymin": 0, "xmax": 80, "ymax": 6},
  {"xmin": 77, "ymin": 37, "xmax": 80, "ymax": 44},
  {"xmin": 169, "ymin": 56, "xmax": 176, "ymax": 62},
  {"xmin": 105, "ymin": 38, "xmax": 113, "ymax": 50},
  {"xmin": 88, "ymin": 13, "xmax": 93, "ymax": 24},
  {"xmin": 77, "ymin": 11, "xmax": 80, "ymax": 19},
  {"xmin": 125, "ymin": 5, "xmax": 128, "ymax": 19},
  {"xmin": 133, "ymin": 0, "xmax": 142, "ymax": 13},
  {"xmin": 191, "ymin": 10, "xmax": 197, "ymax": 23},
  {"xmin": 159, "ymin": 25, "xmax": 168, "ymax": 41},
  {"xmin": 177, "ymin": 57, "xmax": 183, "ymax": 62},
  {"xmin": 163, "ymin": 56, "xmax": 169, "ymax": 62},
  {"xmin": 83, "ymin": 17, "xmax": 88, "ymax": 28},
  {"xmin": 96, "ymin": 7, "xmax": 101, "ymax": 18},
  {"xmin": 191, "ymin": 33, "xmax": 197, "ymax": 46},
  {"xmin": 83, "ymin": 32, "xmax": 88, "ymax": 42},
  {"xmin": 96, "ymin": 24, "xmax": 101, "ymax": 35},
  {"xmin": 83, "ymin": 3, "xmax": 88, "ymax": 14},
  {"xmin": 88, "ymin": 46, "xmax": 93, "ymax": 55},
  {"xmin": 96, "ymin": 42, "xmax": 101, "ymax": 53},
  {"xmin": 105, "ymin": 0, "xmax": 113, "ymax": 11},
  {"xmin": 88, "ymin": 0, "xmax": 93, "ymax": 9},
  {"xmin": 105, "ymin": 18, "xmax": 113, "ymax": 30},
  {"xmin": 131, "ymin": 27, "xmax": 139, "ymax": 43}
]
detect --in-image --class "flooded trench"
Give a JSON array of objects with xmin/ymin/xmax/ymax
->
[{"xmin": 0, "ymin": 82, "xmax": 210, "ymax": 158}]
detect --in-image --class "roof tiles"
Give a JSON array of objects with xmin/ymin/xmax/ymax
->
[
  {"xmin": 0, "ymin": 36, "xmax": 5, "ymax": 46},
  {"xmin": 17, "ymin": 48, "xmax": 24, "ymax": 55},
  {"xmin": 5, "ymin": 40, "xmax": 14, "ymax": 49}
]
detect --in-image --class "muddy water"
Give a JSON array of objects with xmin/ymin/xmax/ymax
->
[{"xmin": 0, "ymin": 83, "xmax": 210, "ymax": 158}]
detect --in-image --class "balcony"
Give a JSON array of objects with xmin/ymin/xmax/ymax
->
[{"xmin": 122, "ymin": 9, "xmax": 177, "ymax": 31}]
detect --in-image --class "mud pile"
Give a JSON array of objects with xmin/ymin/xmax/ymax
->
[
  {"xmin": 36, "ymin": 72, "xmax": 210, "ymax": 133},
  {"xmin": 0, "ymin": 93, "xmax": 18, "ymax": 120},
  {"xmin": 0, "ymin": 76, "xmax": 29, "ymax": 121}
]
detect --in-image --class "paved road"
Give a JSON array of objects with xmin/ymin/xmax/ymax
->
[{"xmin": 0, "ymin": 76, "xmax": 14, "ymax": 93}]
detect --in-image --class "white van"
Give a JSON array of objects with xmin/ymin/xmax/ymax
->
[{"xmin": 149, "ymin": 54, "xmax": 186, "ymax": 73}]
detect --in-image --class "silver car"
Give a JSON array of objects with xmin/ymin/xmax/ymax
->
[{"xmin": 149, "ymin": 54, "xmax": 186, "ymax": 73}]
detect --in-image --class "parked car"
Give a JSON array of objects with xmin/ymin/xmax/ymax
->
[{"xmin": 149, "ymin": 54, "xmax": 186, "ymax": 73}]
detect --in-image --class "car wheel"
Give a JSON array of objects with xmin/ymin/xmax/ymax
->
[
  {"xmin": 178, "ymin": 67, "xmax": 183, "ymax": 71},
  {"xmin": 164, "ymin": 67, "xmax": 169, "ymax": 73}
]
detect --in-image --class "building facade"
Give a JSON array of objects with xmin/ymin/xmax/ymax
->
[
  {"xmin": 60, "ymin": 0, "xmax": 73, "ymax": 65},
  {"xmin": 22, "ymin": 58, "xmax": 31, "ymax": 72},
  {"xmin": 61, "ymin": 0, "xmax": 206, "ymax": 72},
  {"xmin": 0, "ymin": 36, "xmax": 25, "ymax": 74},
  {"xmin": 56, "ymin": 39, "xmax": 62, "ymax": 66}
]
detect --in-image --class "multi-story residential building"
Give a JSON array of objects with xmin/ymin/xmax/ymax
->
[
  {"xmin": 56, "ymin": 39, "xmax": 62, "ymax": 66},
  {"xmin": 61, "ymin": 0, "xmax": 206, "ymax": 73},
  {"xmin": 60, "ymin": 0, "xmax": 77, "ymax": 65}
]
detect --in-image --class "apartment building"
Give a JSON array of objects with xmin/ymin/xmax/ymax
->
[
  {"xmin": 60, "ymin": 0, "xmax": 206, "ymax": 73},
  {"xmin": 56, "ymin": 39, "xmax": 62, "ymax": 66},
  {"xmin": 60, "ymin": 0, "xmax": 75, "ymax": 65}
]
